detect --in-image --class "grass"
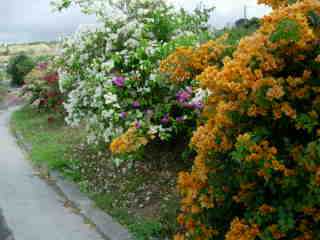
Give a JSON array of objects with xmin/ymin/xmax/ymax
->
[
  {"xmin": 10, "ymin": 106, "xmax": 180, "ymax": 240},
  {"xmin": 11, "ymin": 106, "xmax": 85, "ymax": 171},
  {"xmin": 0, "ymin": 83, "xmax": 8, "ymax": 103},
  {"xmin": 0, "ymin": 86, "xmax": 6, "ymax": 102}
]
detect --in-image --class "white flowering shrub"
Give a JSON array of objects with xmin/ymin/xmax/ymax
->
[{"xmin": 54, "ymin": 0, "xmax": 213, "ymax": 155}]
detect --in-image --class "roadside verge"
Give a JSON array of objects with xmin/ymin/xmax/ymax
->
[{"xmin": 11, "ymin": 107, "xmax": 133, "ymax": 240}]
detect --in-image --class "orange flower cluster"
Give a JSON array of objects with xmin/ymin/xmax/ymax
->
[
  {"xmin": 110, "ymin": 127, "xmax": 148, "ymax": 154},
  {"xmin": 159, "ymin": 35, "xmax": 228, "ymax": 83},
  {"xmin": 175, "ymin": 0, "xmax": 320, "ymax": 239},
  {"xmin": 236, "ymin": 137, "xmax": 294, "ymax": 179},
  {"xmin": 225, "ymin": 218, "xmax": 260, "ymax": 240}
]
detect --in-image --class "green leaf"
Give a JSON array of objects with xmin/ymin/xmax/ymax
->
[
  {"xmin": 308, "ymin": 10, "xmax": 320, "ymax": 28},
  {"xmin": 295, "ymin": 113, "xmax": 318, "ymax": 133},
  {"xmin": 256, "ymin": 85, "xmax": 271, "ymax": 108},
  {"xmin": 288, "ymin": 0, "xmax": 298, "ymax": 4}
]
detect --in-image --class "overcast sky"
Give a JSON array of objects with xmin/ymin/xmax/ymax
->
[{"xmin": 0, "ymin": 0, "xmax": 271, "ymax": 44}]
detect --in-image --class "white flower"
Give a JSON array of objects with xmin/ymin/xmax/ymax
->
[
  {"xmin": 101, "ymin": 60, "xmax": 114, "ymax": 72},
  {"xmin": 102, "ymin": 110, "xmax": 114, "ymax": 119},
  {"xmin": 104, "ymin": 93, "xmax": 118, "ymax": 105},
  {"xmin": 125, "ymin": 38, "xmax": 139, "ymax": 48},
  {"xmin": 149, "ymin": 74, "xmax": 157, "ymax": 81},
  {"xmin": 190, "ymin": 88, "xmax": 209, "ymax": 105}
]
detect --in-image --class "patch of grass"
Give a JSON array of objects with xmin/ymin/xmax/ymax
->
[
  {"xmin": 0, "ymin": 85, "xmax": 7, "ymax": 103},
  {"xmin": 10, "ymin": 106, "xmax": 84, "ymax": 173}
]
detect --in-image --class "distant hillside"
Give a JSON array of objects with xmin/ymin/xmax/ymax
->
[{"xmin": 0, "ymin": 42, "xmax": 58, "ymax": 65}]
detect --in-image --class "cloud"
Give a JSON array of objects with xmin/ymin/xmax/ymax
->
[
  {"xmin": 0, "ymin": 0, "xmax": 271, "ymax": 44},
  {"xmin": 0, "ymin": 0, "xmax": 96, "ymax": 43}
]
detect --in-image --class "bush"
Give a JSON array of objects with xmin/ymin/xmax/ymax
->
[
  {"xmin": 55, "ymin": 0, "xmax": 214, "ymax": 161},
  {"xmin": 22, "ymin": 61, "xmax": 63, "ymax": 112},
  {"xmin": 175, "ymin": 0, "xmax": 320, "ymax": 239},
  {"xmin": 6, "ymin": 53, "xmax": 35, "ymax": 86},
  {"xmin": 235, "ymin": 17, "xmax": 260, "ymax": 29}
]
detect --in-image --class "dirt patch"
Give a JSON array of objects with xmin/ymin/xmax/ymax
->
[{"xmin": 69, "ymin": 137, "xmax": 193, "ymax": 237}]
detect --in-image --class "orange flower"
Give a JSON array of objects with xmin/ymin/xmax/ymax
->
[
  {"xmin": 110, "ymin": 127, "xmax": 148, "ymax": 154},
  {"xmin": 174, "ymin": 233, "xmax": 185, "ymax": 240},
  {"xmin": 259, "ymin": 204, "xmax": 276, "ymax": 215},
  {"xmin": 266, "ymin": 85, "xmax": 285, "ymax": 100}
]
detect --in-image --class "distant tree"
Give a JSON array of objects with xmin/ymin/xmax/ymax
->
[
  {"xmin": 6, "ymin": 53, "xmax": 35, "ymax": 86},
  {"xmin": 235, "ymin": 18, "xmax": 248, "ymax": 28},
  {"xmin": 235, "ymin": 17, "xmax": 260, "ymax": 29}
]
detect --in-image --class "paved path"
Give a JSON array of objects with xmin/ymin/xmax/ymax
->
[{"xmin": 0, "ymin": 107, "xmax": 104, "ymax": 240}]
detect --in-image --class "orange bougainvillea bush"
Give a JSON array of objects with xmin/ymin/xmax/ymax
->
[
  {"xmin": 174, "ymin": 0, "xmax": 320, "ymax": 239},
  {"xmin": 160, "ymin": 34, "xmax": 229, "ymax": 84}
]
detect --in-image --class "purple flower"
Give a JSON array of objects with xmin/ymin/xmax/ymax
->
[
  {"xmin": 120, "ymin": 112, "xmax": 128, "ymax": 119},
  {"xmin": 37, "ymin": 62, "xmax": 48, "ymax": 70},
  {"xmin": 176, "ymin": 116, "xmax": 185, "ymax": 122},
  {"xmin": 176, "ymin": 89, "xmax": 192, "ymax": 103},
  {"xmin": 132, "ymin": 101, "xmax": 140, "ymax": 108},
  {"xmin": 160, "ymin": 114, "xmax": 170, "ymax": 124},
  {"xmin": 192, "ymin": 101, "xmax": 204, "ymax": 110},
  {"xmin": 135, "ymin": 121, "xmax": 141, "ymax": 129},
  {"xmin": 112, "ymin": 76, "xmax": 125, "ymax": 87}
]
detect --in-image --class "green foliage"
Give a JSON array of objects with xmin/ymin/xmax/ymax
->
[
  {"xmin": 308, "ymin": 10, "xmax": 320, "ymax": 27},
  {"xmin": 0, "ymin": 69, "xmax": 7, "ymax": 82},
  {"xmin": 6, "ymin": 53, "xmax": 35, "ymax": 86},
  {"xmin": 235, "ymin": 17, "xmax": 260, "ymax": 29},
  {"xmin": 34, "ymin": 55, "xmax": 52, "ymax": 64},
  {"xmin": 270, "ymin": 18, "xmax": 301, "ymax": 43}
]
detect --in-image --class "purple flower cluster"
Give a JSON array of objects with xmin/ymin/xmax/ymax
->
[
  {"xmin": 160, "ymin": 114, "xmax": 170, "ymax": 124},
  {"xmin": 176, "ymin": 87, "xmax": 203, "ymax": 110},
  {"xmin": 176, "ymin": 87, "xmax": 192, "ymax": 103},
  {"xmin": 120, "ymin": 112, "xmax": 128, "ymax": 119},
  {"xmin": 112, "ymin": 76, "xmax": 125, "ymax": 87},
  {"xmin": 175, "ymin": 116, "xmax": 185, "ymax": 123},
  {"xmin": 132, "ymin": 101, "xmax": 140, "ymax": 108}
]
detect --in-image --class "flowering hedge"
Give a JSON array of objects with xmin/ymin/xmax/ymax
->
[
  {"xmin": 54, "ymin": 0, "xmax": 213, "ymax": 159},
  {"xmin": 175, "ymin": 0, "xmax": 320, "ymax": 239}
]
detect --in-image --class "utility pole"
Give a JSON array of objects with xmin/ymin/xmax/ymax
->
[{"xmin": 244, "ymin": 5, "xmax": 248, "ymax": 19}]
